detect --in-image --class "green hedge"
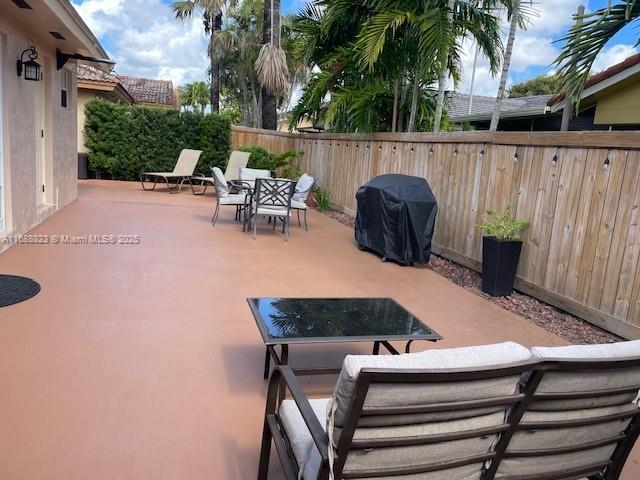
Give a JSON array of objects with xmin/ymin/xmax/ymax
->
[{"xmin": 84, "ymin": 98, "xmax": 231, "ymax": 180}]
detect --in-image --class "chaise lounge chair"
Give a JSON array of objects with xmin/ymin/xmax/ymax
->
[
  {"xmin": 140, "ymin": 149, "xmax": 202, "ymax": 194},
  {"xmin": 191, "ymin": 151, "xmax": 251, "ymax": 195},
  {"xmin": 258, "ymin": 340, "xmax": 640, "ymax": 480}
]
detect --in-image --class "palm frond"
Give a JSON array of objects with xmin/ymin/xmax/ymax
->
[
  {"xmin": 554, "ymin": 0, "xmax": 640, "ymax": 103},
  {"xmin": 255, "ymin": 43, "xmax": 290, "ymax": 94}
]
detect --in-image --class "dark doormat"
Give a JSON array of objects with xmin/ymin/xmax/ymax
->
[{"xmin": 0, "ymin": 275, "xmax": 41, "ymax": 307}]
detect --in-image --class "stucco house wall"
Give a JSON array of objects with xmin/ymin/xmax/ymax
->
[
  {"xmin": 1, "ymin": 17, "xmax": 77, "ymax": 253},
  {"xmin": 0, "ymin": 0, "xmax": 106, "ymax": 254}
]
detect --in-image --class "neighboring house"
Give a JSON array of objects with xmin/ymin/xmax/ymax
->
[
  {"xmin": 450, "ymin": 53, "xmax": 640, "ymax": 131},
  {"xmin": 547, "ymin": 53, "xmax": 640, "ymax": 129},
  {"xmin": 448, "ymin": 94, "xmax": 553, "ymax": 131},
  {"xmin": 77, "ymin": 64, "xmax": 133, "ymax": 154},
  {"xmin": 118, "ymin": 76, "xmax": 178, "ymax": 109},
  {"xmin": 77, "ymin": 69, "xmax": 177, "ymax": 154},
  {"xmin": 1, "ymin": 0, "xmax": 109, "ymax": 252}
]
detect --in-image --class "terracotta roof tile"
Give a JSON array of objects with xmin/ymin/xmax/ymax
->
[
  {"xmin": 118, "ymin": 76, "xmax": 176, "ymax": 107},
  {"xmin": 77, "ymin": 64, "xmax": 118, "ymax": 84}
]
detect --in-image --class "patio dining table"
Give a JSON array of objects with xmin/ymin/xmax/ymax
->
[{"xmin": 247, "ymin": 297, "xmax": 443, "ymax": 378}]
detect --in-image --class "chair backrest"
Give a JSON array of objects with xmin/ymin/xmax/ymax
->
[
  {"xmin": 327, "ymin": 341, "xmax": 640, "ymax": 480},
  {"xmin": 488, "ymin": 342, "xmax": 640, "ymax": 480},
  {"xmin": 254, "ymin": 178, "xmax": 295, "ymax": 212},
  {"xmin": 211, "ymin": 167, "xmax": 229, "ymax": 198},
  {"xmin": 293, "ymin": 173, "xmax": 316, "ymax": 203},
  {"xmin": 172, "ymin": 149, "xmax": 202, "ymax": 175},
  {"xmin": 240, "ymin": 167, "xmax": 272, "ymax": 183},
  {"xmin": 224, "ymin": 151, "xmax": 251, "ymax": 180}
]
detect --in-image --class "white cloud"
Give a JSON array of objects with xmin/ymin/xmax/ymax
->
[
  {"xmin": 73, "ymin": 0, "xmax": 210, "ymax": 86},
  {"xmin": 592, "ymin": 44, "xmax": 638, "ymax": 72},
  {"xmin": 458, "ymin": 0, "xmax": 583, "ymax": 97}
]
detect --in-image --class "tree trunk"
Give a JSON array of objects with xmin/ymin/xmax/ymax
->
[
  {"xmin": 433, "ymin": 0, "xmax": 455, "ymax": 132},
  {"xmin": 398, "ymin": 74, "xmax": 408, "ymax": 131},
  {"xmin": 261, "ymin": 0, "xmax": 280, "ymax": 130},
  {"xmin": 490, "ymin": 0, "xmax": 519, "ymax": 132},
  {"xmin": 209, "ymin": 12, "xmax": 222, "ymax": 113},
  {"xmin": 391, "ymin": 77, "xmax": 399, "ymax": 132},
  {"xmin": 249, "ymin": 76, "xmax": 260, "ymax": 127},
  {"xmin": 407, "ymin": 76, "xmax": 419, "ymax": 132},
  {"xmin": 241, "ymin": 79, "xmax": 250, "ymax": 126}
]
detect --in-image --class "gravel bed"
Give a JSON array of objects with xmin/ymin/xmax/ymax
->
[{"xmin": 319, "ymin": 208, "xmax": 621, "ymax": 345}]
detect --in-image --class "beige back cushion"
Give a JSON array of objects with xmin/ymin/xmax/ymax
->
[
  {"xmin": 330, "ymin": 342, "xmax": 532, "ymax": 479},
  {"xmin": 240, "ymin": 167, "xmax": 271, "ymax": 182},
  {"xmin": 224, "ymin": 151, "xmax": 250, "ymax": 180},
  {"xmin": 496, "ymin": 341, "xmax": 640, "ymax": 478},
  {"xmin": 211, "ymin": 167, "xmax": 229, "ymax": 197},
  {"xmin": 172, "ymin": 149, "xmax": 202, "ymax": 175}
]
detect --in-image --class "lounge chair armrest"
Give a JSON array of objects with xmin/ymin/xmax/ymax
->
[{"xmin": 268, "ymin": 366, "xmax": 330, "ymax": 461}]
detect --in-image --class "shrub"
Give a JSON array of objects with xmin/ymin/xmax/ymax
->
[
  {"xmin": 239, "ymin": 146, "xmax": 303, "ymax": 178},
  {"xmin": 315, "ymin": 187, "xmax": 331, "ymax": 212},
  {"xmin": 478, "ymin": 207, "xmax": 530, "ymax": 241},
  {"xmin": 84, "ymin": 98, "xmax": 231, "ymax": 180}
]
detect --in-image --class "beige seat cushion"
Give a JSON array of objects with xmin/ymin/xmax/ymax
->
[
  {"xmin": 280, "ymin": 398, "xmax": 329, "ymax": 480},
  {"xmin": 291, "ymin": 200, "xmax": 308, "ymax": 210},
  {"xmin": 219, "ymin": 194, "xmax": 247, "ymax": 205}
]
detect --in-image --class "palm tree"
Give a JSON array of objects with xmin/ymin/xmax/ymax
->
[
  {"xmin": 433, "ymin": 0, "xmax": 455, "ymax": 133},
  {"xmin": 173, "ymin": 0, "xmax": 225, "ymax": 113},
  {"xmin": 178, "ymin": 81, "xmax": 211, "ymax": 113},
  {"xmin": 257, "ymin": 0, "xmax": 287, "ymax": 130},
  {"xmin": 489, "ymin": 0, "xmax": 519, "ymax": 131},
  {"xmin": 351, "ymin": 0, "xmax": 503, "ymax": 132},
  {"xmin": 555, "ymin": 1, "xmax": 640, "ymax": 104}
]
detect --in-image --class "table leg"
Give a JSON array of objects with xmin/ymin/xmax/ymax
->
[
  {"xmin": 263, "ymin": 347, "xmax": 271, "ymax": 379},
  {"xmin": 279, "ymin": 344, "xmax": 289, "ymax": 401},
  {"xmin": 405, "ymin": 340, "xmax": 415, "ymax": 353},
  {"xmin": 373, "ymin": 341, "xmax": 380, "ymax": 355},
  {"xmin": 380, "ymin": 341, "xmax": 400, "ymax": 355}
]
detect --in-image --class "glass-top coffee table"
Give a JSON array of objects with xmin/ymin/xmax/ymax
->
[{"xmin": 247, "ymin": 297, "xmax": 442, "ymax": 378}]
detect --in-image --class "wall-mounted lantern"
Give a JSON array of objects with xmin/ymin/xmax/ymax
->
[{"xmin": 17, "ymin": 46, "xmax": 41, "ymax": 81}]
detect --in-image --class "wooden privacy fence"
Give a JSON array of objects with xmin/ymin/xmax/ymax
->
[{"xmin": 232, "ymin": 126, "xmax": 640, "ymax": 339}]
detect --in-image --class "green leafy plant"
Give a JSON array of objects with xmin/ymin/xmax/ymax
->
[
  {"xmin": 478, "ymin": 207, "xmax": 530, "ymax": 241},
  {"xmin": 84, "ymin": 98, "xmax": 231, "ymax": 180},
  {"xmin": 240, "ymin": 146, "xmax": 303, "ymax": 177},
  {"xmin": 315, "ymin": 187, "xmax": 331, "ymax": 212}
]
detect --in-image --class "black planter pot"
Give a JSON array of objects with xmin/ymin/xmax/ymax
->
[{"xmin": 481, "ymin": 236, "xmax": 522, "ymax": 297}]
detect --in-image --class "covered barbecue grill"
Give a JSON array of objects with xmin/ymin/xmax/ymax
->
[{"xmin": 355, "ymin": 174, "xmax": 438, "ymax": 266}]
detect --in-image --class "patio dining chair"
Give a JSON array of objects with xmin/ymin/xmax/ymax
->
[
  {"xmin": 258, "ymin": 340, "xmax": 640, "ymax": 480},
  {"xmin": 249, "ymin": 178, "xmax": 295, "ymax": 241},
  {"xmin": 191, "ymin": 151, "xmax": 251, "ymax": 195},
  {"xmin": 240, "ymin": 167, "xmax": 272, "ymax": 190},
  {"xmin": 140, "ymin": 149, "xmax": 202, "ymax": 194},
  {"xmin": 210, "ymin": 167, "xmax": 250, "ymax": 226},
  {"xmin": 291, "ymin": 174, "xmax": 316, "ymax": 231}
]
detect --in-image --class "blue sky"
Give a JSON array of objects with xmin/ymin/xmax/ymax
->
[{"xmin": 73, "ymin": 0, "xmax": 639, "ymax": 96}]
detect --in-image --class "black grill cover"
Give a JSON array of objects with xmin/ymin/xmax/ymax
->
[{"xmin": 355, "ymin": 174, "xmax": 438, "ymax": 266}]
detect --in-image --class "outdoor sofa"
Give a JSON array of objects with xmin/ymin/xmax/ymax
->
[{"xmin": 259, "ymin": 340, "xmax": 640, "ymax": 480}]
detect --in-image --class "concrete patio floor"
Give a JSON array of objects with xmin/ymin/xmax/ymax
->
[{"xmin": 0, "ymin": 180, "xmax": 637, "ymax": 479}]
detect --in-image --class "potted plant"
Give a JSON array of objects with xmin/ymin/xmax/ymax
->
[{"xmin": 478, "ymin": 207, "xmax": 530, "ymax": 297}]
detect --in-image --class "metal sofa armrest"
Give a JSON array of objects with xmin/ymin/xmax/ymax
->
[{"xmin": 267, "ymin": 366, "xmax": 330, "ymax": 462}]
